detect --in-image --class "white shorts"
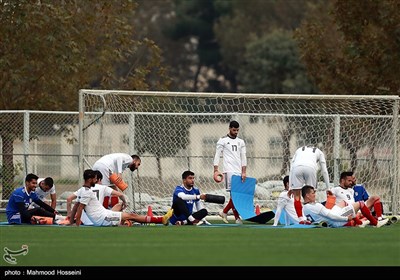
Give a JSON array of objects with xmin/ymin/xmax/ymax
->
[
  {"xmin": 332, "ymin": 205, "xmax": 356, "ymax": 218},
  {"xmin": 97, "ymin": 210, "xmax": 122, "ymax": 226},
  {"xmin": 289, "ymin": 165, "xmax": 317, "ymax": 190},
  {"xmin": 224, "ymin": 172, "xmax": 240, "ymax": 192},
  {"xmin": 328, "ymin": 205, "xmax": 355, "ymax": 228}
]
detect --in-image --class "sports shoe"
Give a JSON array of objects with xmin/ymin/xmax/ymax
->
[
  {"xmin": 318, "ymin": 221, "xmax": 328, "ymax": 227},
  {"xmin": 299, "ymin": 220, "xmax": 312, "ymax": 225},
  {"xmin": 194, "ymin": 220, "xmax": 204, "ymax": 226},
  {"xmin": 235, "ymin": 218, "xmax": 243, "ymax": 224},
  {"xmin": 218, "ymin": 211, "xmax": 229, "ymax": 223},
  {"xmin": 175, "ymin": 221, "xmax": 184, "ymax": 226},
  {"xmin": 202, "ymin": 219, "xmax": 212, "ymax": 225},
  {"xmin": 374, "ymin": 218, "xmax": 389, "ymax": 228},
  {"xmin": 356, "ymin": 219, "xmax": 370, "ymax": 228},
  {"xmin": 162, "ymin": 208, "xmax": 174, "ymax": 226}
]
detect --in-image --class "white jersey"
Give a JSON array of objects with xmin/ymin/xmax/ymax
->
[
  {"xmin": 273, "ymin": 190, "xmax": 301, "ymax": 226},
  {"xmin": 76, "ymin": 186, "xmax": 121, "ymax": 226},
  {"xmin": 213, "ymin": 135, "xmax": 247, "ymax": 174},
  {"xmin": 92, "ymin": 153, "xmax": 132, "ymax": 185},
  {"xmin": 74, "ymin": 184, "xmax": 114, "ymax": 225},
  {"xmin": 289, "ymin": 146, "xmax": 330, "ymax": 189},
  {"xmin": 29, "ymin": 178, "xmax": 56, "ymax": 208},
  {"xmin": 330, "ymin": 186, "xmax": 355, "ymax": 205},
  {"xmin": 303, "ymin": 202, "xmax": 351, "ymax": 228},
  {"xmin": 35, "ymin": 178, "xmax": 56, "ymax": 200}
]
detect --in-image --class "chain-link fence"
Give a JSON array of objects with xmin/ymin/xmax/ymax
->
[{"xmin": 1, "ymin": 94, "xmax": 400, "ymax": 215}]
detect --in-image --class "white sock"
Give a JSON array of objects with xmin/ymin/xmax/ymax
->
[{"xmin": 55, "ymin": 214, "xmax": 64, "ymax": 220}]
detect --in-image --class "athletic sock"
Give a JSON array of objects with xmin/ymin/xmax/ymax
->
[
  {"xmin": 232, "ymin": 207, "xmax": 240, "ymax": 220},
  {"xmin": 223, "ymin": 198, "xmax": 233, "ymax": 213},
  {"xmin": 294, "ymin": 199, "xmax": 303, "ymax": 219},
  {"xmin": 373, "ymin": 200, "xmax": 383, "ymax": 218},
  {"xmin": 188, "ymin": 215, "xmax": 195, "ymax": 222},
  {"xmin": 146, "ymin": 216, "xmax": 162, "ymax": 223},
  {"xmin": 360, "ymin": 202, "xmax": 378, "ymax": 226},
  {"xmin": 353, "ymin": 216, "xmax": 363, "ymax": 225}
]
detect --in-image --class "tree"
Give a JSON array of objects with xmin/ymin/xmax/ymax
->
[
  {"xmin": 163, "ymin": 0, "xmax": 231, "ymax": 92},
  {"xmin": 293, "ymin": 0, "xmax": 400, "ymax": 177},
  {"xmin": 215, "ymin": 0, "xmax": 322, "ymax": 92},
  {"xmin": 294, "ymin": 0, "xmax": 400, "ymax": 94},
  {"xmin": 0, "ymin": 0, "xmax": 170, "ymax": 198},
  {"xmin": 239, "ymin": 30, "xmax": 316, "ymax": 93}
]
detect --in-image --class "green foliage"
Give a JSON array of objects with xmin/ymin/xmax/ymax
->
[
  {"xmin": 239, "ymin": 30, "xmax": 316, "ymax": 93},
  {"xmin": 215, "ymin": 0, "xmax": 320, "ymax": 92},
  {"xmin": 0, "ymin": 0, "xmax": 171, "ymax": 196},
  {"xmin": 0, "ymin": 0, "xmax": 170, "ymax": 112},
  {"xmin": 294, "ymin": 0, "xmax": 400, "ymax": 94}
]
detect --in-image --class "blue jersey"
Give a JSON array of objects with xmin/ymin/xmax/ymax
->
[
  {"xmin": 169, "ymin": 185, "xmax": 200, "ymax": 224},
  {"xmin": 353, "ymin": 184, "xmax": 369, "ymax": 202},
  {"xmin": 6, "ymin": 187, "xmax": 40, "ymax": 223}
]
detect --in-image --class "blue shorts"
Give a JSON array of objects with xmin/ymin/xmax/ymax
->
[{"xmin": 7, "ymin": 213, "xmax": 22, "ymax": 224}]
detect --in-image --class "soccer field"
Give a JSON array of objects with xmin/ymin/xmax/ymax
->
[{"xmin": 0, "ymin": 222, "xmax": 399, "ymax": 267}]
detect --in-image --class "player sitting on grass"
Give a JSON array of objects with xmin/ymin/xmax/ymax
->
[
  {"xmin": 68, "ymin": 169, "xmax": 173, "ymax": 227},
  {"xmin": 272, "ymin": 175, "xmax": 301, "ymax": 226},
  {"xmin": 327, "ymin": 171, "xmax": 385, "ymax": 225},
  {"xmin": 168, "ymin": 170, "xmax": 208, "ymax": 226},
  {"xmin": 65, "ymin": 170, "xmax": 127, "ymax": 225},
  {"xmin": 6, "ymin": 173, "xmax": 64, "ymax": 225},
  {"xmin": 351, "ymin": 173, "xmax": 385, "ymax": 221},
  {"xmin": 302, "ymin": 185, "xmax": 389, "ymax": 228}
]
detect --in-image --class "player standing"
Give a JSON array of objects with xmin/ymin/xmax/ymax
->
[
  {"xmin": 213, "ymin": 120, "xmax": 247, "ymax": 224},
  {"xmin": 289, "ymin": 145, "xmax": 330, "ymax": 224}
]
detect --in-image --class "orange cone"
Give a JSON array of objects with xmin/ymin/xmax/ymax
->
[
  {"xmin": 147, "ymin": 205, "xmax": 153, "ymax": 217},
  {"xmin": 255, "ymin": 204, "xmax": 261, "ymax": 215}
]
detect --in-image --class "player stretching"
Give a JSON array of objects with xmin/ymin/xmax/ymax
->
[
  {"xmin": 302, "ymin": 185, "xmax": 389, "ymax": 228},
  {"xmin": 70, "ymin": 169, "xmax": 173, "ymax": 227}
]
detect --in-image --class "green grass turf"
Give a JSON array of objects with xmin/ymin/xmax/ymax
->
[{"xmin": 0, "ymin": 221, "xmax": 399, "ymax": 266}]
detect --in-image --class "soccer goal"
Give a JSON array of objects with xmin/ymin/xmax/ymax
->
[{"xmin": 78, "ymin": 90, "xmax": 399, "ymax": 215}]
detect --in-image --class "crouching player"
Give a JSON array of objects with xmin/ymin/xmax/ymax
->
[{"xmin": 302, "ymin": 185, "xmax": 389, "ymax": 228}]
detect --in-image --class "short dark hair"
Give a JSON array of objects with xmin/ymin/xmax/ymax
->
[
  {"xmin": 94, "ymin": 170, "xmax": 103, "ymax": 181},
  {"xmin": 229, "ymin": 121, "xmax": 239, "ymax": 128},
  {"xmin": 43, "ymin": 177, "xmax": 54, "ymax": 188},
  {"xmin": 340, "ymin": 171, "xmax": 353, "ymax": 180},
  {"xmin": 301, "ymin": 185, "xmax": 314, "ymax": 199},
  {"xmin": 25, "ymin": 173, "xmax": 38, "ymax": 182},
  {"xmin": 131, "ymin": 154, "xmax": 141, "ymax": 161},
  {"xmin": 283, "ymin": 175, "xmax": 289, "ymax": 186},
  {"xmin": 83, "ymin": 169, "xmax": 97, "ymax": 180},
  {"xmin": 182, "ymin": 170, "xmax": 194, "ymax": 179}
]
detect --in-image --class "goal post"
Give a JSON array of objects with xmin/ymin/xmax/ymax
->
[{"xmin": 79, "ymin": 90, "xmax": 400, "ymax": 215}]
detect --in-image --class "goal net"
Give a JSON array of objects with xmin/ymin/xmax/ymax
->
[{"xmin": 78, "ymin": 90, "xmax": 399, "ymax": 215}]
